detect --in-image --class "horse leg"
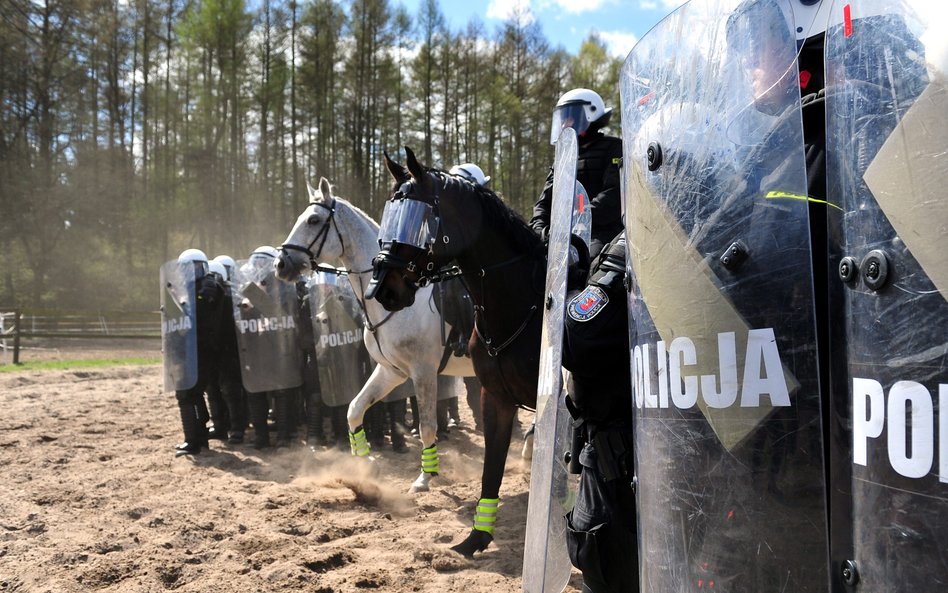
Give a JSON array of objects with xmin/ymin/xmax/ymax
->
[
  {"xmin": 451, "ymin": 387, "xmax": 517, "ymax": 558},
  {"xmin": 409, "ymin": 372, "xmax": 440, "ymax": 493},
  {"xmin": 346, "ymin": 365, "xmax": 405, "ymax": 457}
]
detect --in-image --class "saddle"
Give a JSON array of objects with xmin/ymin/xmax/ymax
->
[{"xmin": 432, "ymin": 277, "xmax": 475, "ymax": 358}]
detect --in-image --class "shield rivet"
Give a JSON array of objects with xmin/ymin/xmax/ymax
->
[
  {"xmin": 545, "ymin": 294, "xmax": 554, "ymax": 310},
  {"xmin": 719, "ymin": 241, "xmax": 748, "ymax": 271},
  {"xmin": 838, "ymin": 256, "xmax": 858, "ymax": 283},
  {"xmin": 646, "ymin": 142, "xmax": 663, "ymax": 171},
  {"xmin": 860, "ymin": 250, "xmax": 889, "ymax": 291},
  {"xmin": 842, "ymin": 560, "xmax": 859, "ymax": 586}
]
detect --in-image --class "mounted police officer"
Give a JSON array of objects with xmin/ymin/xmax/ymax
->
[
  {"xmin": 166, "ymin": 248, "xmax": 229, "ymax": 457},
  {"xmin": 530, "ymin": 88, "xmax": 622, "ymax": 260}
]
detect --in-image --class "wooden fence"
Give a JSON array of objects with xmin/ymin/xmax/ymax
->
[{"xmin": 0, "ymin": 309, "xmax": 160, "ymax": 364}]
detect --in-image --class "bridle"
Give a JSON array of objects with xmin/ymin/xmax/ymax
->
[
  {"xmin": 280, "ymin": 199, "xmax": 345, "ymax": 269},
  {"xmin": 369, "ymin": 176, "xmax": 448, "ymax": 294},
  {"xmin": 280, "ymin": 198, "xmax": 398, "ymax": 344},
  {"xmin": 376, "ymin": 173, "xmax": 540, "ymax": 357}
]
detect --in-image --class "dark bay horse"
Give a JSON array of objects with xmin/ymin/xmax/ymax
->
[{"xmin": 368, "ymin": 148, "xmax": 546, "ymax": 557}]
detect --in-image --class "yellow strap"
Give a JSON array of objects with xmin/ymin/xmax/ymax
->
[{"xmin": 765, "ymin": 190, "xmax": 843, "ymax": 211}]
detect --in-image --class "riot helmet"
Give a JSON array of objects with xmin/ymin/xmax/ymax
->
[
  {"xmin": 449, "ymin": 163, "xmax": 491, "ymax": 186},
  {"xmin": 177, "ymin": 248, "xmax": 209, "ymax": 279},
  {"xmin": 250, "ymin": 246, "xmax": 279, "ymax": 268},
  {"xmin": 726, "ymin": 0, "xmax": 835, "ymax": 115},
  {"xmin": 246, "ymin": 245, "xmax": 279, "ymax": 282},
  {"xmin": 208, "ymin": 260, "xmax": 227, "ymax": 279},
  {"xmin": 550, "ymin": 88, "xmax": 612, "ymax": 145},
  {"xmin": 213, "ymin": 255, "xmax": 236, "ymax": 281}
]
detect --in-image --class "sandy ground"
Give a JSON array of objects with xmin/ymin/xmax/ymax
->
[{"xmin": 0, "ymin": 352, "xmax": 583, "ymax": 592}]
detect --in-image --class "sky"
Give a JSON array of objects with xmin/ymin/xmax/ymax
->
[{"xmin": 398, "ymin": 0, "xmax": 686, "ymax": 59}]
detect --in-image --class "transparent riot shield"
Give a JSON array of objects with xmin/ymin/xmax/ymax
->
[
  {"xmin": 522, "ymin": 127, "xmax": 577, "ymax": 593},
  {"xmin": 160, "ymin": 260, "xmax": 198, "ymax": 392},
  {"xmin": 825, "ymin": 1, "xmax": 948, "ymax": 589},
  {"xmin": 308, "ymin": 271, "xmax": 369, "ymax": 407},
  {"xmin": 232, "ymin": 259, "xmax": 303, "ymax": 393},
  {"xmin": 621, "ymin": 0, "xmax": 828, "ymax": 590}
]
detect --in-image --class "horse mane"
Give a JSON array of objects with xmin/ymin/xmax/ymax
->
[
  {"xmin": 431, "ymin": 170, "xmax": 544, "ymax": 258},
  {"xmin": 315, "ymin": 186, "xmax": 380, "ymax": 232}
]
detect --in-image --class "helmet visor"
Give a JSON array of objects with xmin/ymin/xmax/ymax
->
[
  {"xmin": 550, "ymin": 103, "xmax": 592, "ymax": 144},
  {"xmin": 377, "ymin": 199, "xmax": 438, "ymax": 249}
]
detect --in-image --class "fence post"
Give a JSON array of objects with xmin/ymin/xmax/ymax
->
[{"xmin": 13, "ymin": 309, "xmax": 21, "ymax": 365}]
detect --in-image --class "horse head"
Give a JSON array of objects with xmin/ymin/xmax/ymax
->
[
  {"xmin": 368, "ymin": 148, "xmax": 479, "ymax": 311},
  {"xmin": 276, "ymin": 177, "xmax": 344, "ymax": 282}
]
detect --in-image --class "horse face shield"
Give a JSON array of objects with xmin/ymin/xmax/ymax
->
[
  {"xmin": 377, "ymin": 194, "xmax": 439, "ymax": 252},
  {"xmin": 368, "ymin": 195, "xmax": 439, "ymax": 306}
]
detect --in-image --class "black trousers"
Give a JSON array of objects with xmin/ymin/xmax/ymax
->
[{"xmin": 566, "ymin": 442, "xmax": 639, "ymax": 593}]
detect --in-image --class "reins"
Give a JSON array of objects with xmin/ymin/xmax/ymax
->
[{"xmin": 282, "ymin": 201, "xmax": 396, "ymax": 336}]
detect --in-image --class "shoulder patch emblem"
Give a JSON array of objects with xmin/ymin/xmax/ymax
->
[{"xmin": 568, "ymin": 286, "xmax": 609, "ymax": 322}]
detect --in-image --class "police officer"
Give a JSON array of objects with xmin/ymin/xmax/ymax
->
[
  {"xmin": 297, "ymin": 276, "xmax": 330, "ymax": 447},
  {"xmin": 531, "ymin": 89, "xmax": 623, "ymax": 260},
  {"xmin": 238, "ymin": 245, "xmax": 301, "ymax": 449},
  {"xmin": 174, "ymin": 248, "xmax": 228, "ymax": 457},
  {"xmin": 204, "ymin": 260, "xmax": 232, "ymax": 441},
  {"xmin": 212, "ymin": 254, "xmax": 248, "ymax": 444},
  {"xmin": 561, "ymin": 231, "xmax": 637, "ymax": 593}
]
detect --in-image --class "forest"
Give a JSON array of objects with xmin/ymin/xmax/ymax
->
[{"xmin": 0, "ymin": 0, "xmax": 623, "ymax": 310}]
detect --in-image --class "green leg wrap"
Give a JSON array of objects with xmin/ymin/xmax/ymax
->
[
  {"xmin": 349, "ymin": 426, "xmax": 370, "ymax": 457},
  {"xmin": 473, "ymin": 497, "xmax": 498, "ymax": 535},
  {"xmin": 420, "ymin": 444, "xmax": 440, "ymax": 475}
]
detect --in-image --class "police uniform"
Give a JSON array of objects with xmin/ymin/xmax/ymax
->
[
  {"xmin": 561, "ymin": 232, "xmax": 638, "ymax": 593},
  {"xmin": 175, "ymin": 270, "xmax": 227, "ymax": 456},
  {"xmin": 530, "ymin": 132, "xmax": 623, "ymax": 259}
]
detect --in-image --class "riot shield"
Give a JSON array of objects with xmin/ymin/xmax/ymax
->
[
  {"xmin": 522, "ymin": 127, "xmax": 577, "ymax": 593},
  {"xmin": 308, "ymin": 271, "xmax": 369, "ymax": 407},
  {"xmin": 621, "ymin": 0, "xmax": 828, "ymax": 590},
  {"xmin": 232, "ymin": 259, "xmax": 303, "ymax": 393},
  {"xmin": 825, "ymin": 2, "xmax": 948, "ymax": 589},
  {"xmin": 160, "ymin": 260, "xmax": 198, "ymax": 392}
]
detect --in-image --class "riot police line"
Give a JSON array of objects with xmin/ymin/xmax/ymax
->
[
  {"xmin": 160, "ymin": 247, "xmax": 404, "ymax": 455},
  {"xmin": 522, "ymin": 0, "xmax": 946, "ymax": 592}
]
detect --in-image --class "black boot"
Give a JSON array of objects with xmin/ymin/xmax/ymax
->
[
  {"xmin": 408, "ymin": 396, "xmax": 421, "ymax": 436},
  {"xmin": 274, "ymin": 391, "xmax": 292, "ymax": 448},
  {"xmin": 207, "ymin": 383, "xmax": 231, "ymax": 441},
  {"xmin": 386, "ymin": 399, "xmax": 408, "ymax": 453},
  {"xmin": 175, "ymin": 401, "xmax": 204, "ymax": 457},
  {"xmin": 306, "ymin": 391, "xmax": 328, "ymax": 447},
  {"xmin": 447, "ymin": 396, "xmax": 460, "ymax": 428},
  {"xmin": 222, "ymin": 381, "xmax": 247, "ymax": 444},
  {"xmin": 248, "ymin": 393, "xmax": 271, "ymax": 449},
  {"xmin": 366, "ymin": 403, "xmax": 386, "ymax": 448},
  {"xmin": 330, "ymin": 405, "xmax": 349, "ymax": 450},
  {"xmin": 436, "ymin": 398, "xmax": 450, "ymax": 440}
]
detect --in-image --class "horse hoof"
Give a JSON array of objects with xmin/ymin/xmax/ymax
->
[
  {"xmin": 450, "ymin": 529, "xmax": 493, "ymax": 558},
  {"xmin": 409, "ymin": 473, "xmax": 431, "ymax": 493}
]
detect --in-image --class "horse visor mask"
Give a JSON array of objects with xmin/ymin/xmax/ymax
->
[{"xmin": 378, "ymin": 198, "xmax": 438, "ymax": 250}]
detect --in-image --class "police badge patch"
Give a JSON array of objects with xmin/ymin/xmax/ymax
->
[{"xmin": 567, "ymin": 286, "xmax": 609, "ymax": 322}]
